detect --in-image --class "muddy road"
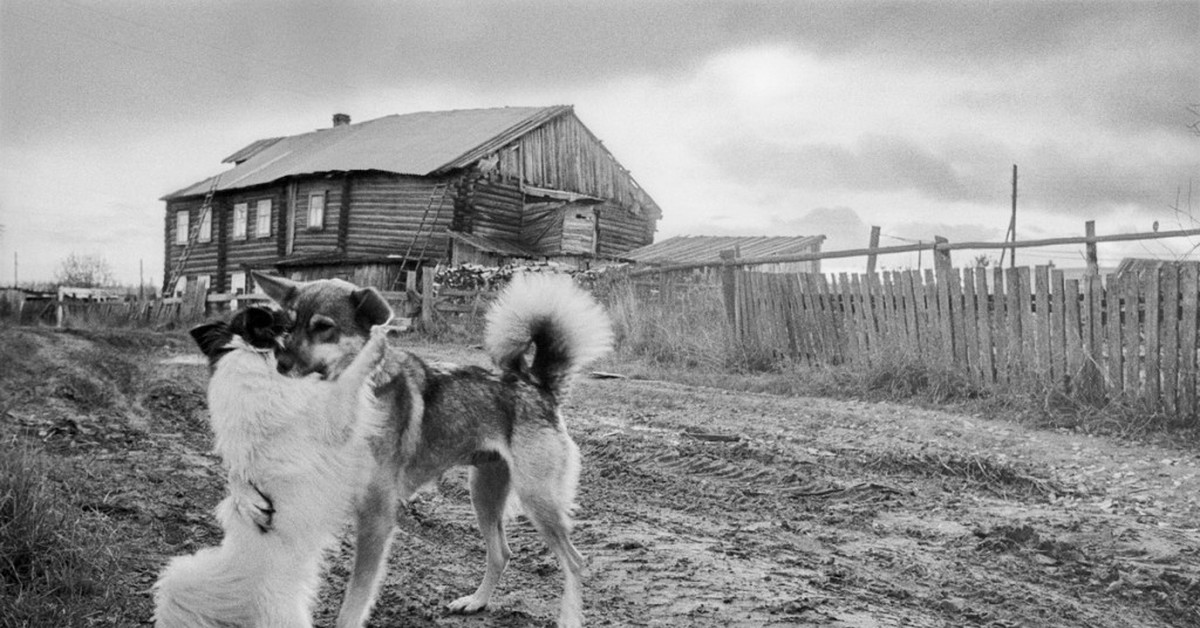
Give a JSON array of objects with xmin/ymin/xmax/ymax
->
[{"xmin": 3, "ymin": 329, "xmax": 1198, "ymax": 627}]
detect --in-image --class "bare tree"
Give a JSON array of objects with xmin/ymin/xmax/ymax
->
[{"xmin": 55, "ymin": 253, "xmax": 115, "ymax": 288}]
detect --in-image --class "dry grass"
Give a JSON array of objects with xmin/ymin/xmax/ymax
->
[{"xmin": 0, "ymin": 439, "xmax": 114, "ymax": 626}]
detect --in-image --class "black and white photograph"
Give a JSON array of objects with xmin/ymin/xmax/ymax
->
[{"xmin": 2, "ymin": 1, "xmax": 1198, "ymax": 626}]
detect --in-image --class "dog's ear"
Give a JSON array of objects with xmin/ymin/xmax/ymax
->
[
  {"xmin": 230, "ymin": 306, "xmax": 279, "ymax": 348},
  {"xmin": 352, "ymin": 287, "xmax": 393, "ymax": 330},
  {"xmin": 252, "ymin": 272, "xmax": 299, "ymax": 307},
  {"xmin": 189, "ymin": 321, "xmax": 232, "ymax": 358}
]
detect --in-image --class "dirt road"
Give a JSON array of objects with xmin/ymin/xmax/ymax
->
[{"xmin": 3, "ymin": 328, "xmax": 1198, "ymax": 627}]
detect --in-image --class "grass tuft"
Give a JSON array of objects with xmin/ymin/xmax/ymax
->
[{"xmin": 0, "ymin": 438, "xmax": 110, "ymax": 624}]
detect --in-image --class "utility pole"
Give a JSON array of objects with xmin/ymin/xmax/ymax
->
[
  {"xmin": 139, "ymin": 259, "xmax": 145, "ymax": 300},
  {"xmin": 13, "ymin": 252, "xmax": 17, "ymax": 288}
]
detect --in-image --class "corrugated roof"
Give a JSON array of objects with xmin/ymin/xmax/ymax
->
[
  {"xmin": 164, "ymin": 106, "xmax": 571, "ymax": 200},
  {"xmin": 624, "ymin": 235, "xmax": 826, "ymax": 265}
]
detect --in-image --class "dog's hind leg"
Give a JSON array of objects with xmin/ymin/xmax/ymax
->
[
  {"xmin": 335, "ymin": 476, "xmax": 398, "ymax": 628},
  {"xmin": 512, "ymin": 437, "xmax": 585, "ymax": 628},
  {"xmin": 448, "ymin": 460, "xmax": 513, "ymax": 614}
]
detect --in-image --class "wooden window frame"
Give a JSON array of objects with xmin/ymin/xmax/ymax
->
[
  {"xmin": 307, "ymin": 192, "xmax": 326, "ymax": 231},
  {"xmin": 255, "ymin": 199, "xmax": 272, "ymax": 239},
  {"xmin": 233, "ymin": 203, "xmax": 248, "ymax": 240},
  {"xmin": 198, "ymin": 209, "xmax": 212, "ymax": 243},
  {"xmin": 175, "ymin": 210, "xmax": 189, "ymax": 245}
]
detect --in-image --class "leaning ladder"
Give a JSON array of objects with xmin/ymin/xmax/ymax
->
[
  {"xmin": 165, "ymin": 175, "xmax": 220, "ymax": 297},
  {"xmin": 393, "ymin": 182, "xmax": 451, "ymax": 289}
]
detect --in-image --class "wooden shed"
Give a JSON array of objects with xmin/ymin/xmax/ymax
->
[
  {"xmin": 624, "ymin": 235, "xmax": 826, "ymax": 274},
  {"xmin": 161, "ymin": 106, "xmax": 661, "ymax": 294}
]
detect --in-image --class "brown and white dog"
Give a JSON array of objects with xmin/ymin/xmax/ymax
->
[
  {"xmin": 153, "ymin": 306, "xmax": 391, "ymax": 627},
  {"xmin": 252, "ymin": 271, "xmax": 612, "ymax": 628}
]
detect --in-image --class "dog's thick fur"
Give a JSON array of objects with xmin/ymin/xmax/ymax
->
[
  {"xmin": 253, "ymin": 271, "xmax": 612, "ymax": 628},
  {"xmin": 153, "ymin": 307, "xmax": 390, "ymax": 628}
]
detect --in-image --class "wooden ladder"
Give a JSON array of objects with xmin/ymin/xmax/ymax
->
[
  {"xmin": 165, "ymin": 175, "xmax": 220, "ymax": 296},
  {"xmin": 393, "ymin": 182, "xmax": 452, "ymax": 288}
]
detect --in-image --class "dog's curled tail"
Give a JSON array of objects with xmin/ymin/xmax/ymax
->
[{"xmin": 485, "ymin": 272, "xmax": 613, "ymax": 398}]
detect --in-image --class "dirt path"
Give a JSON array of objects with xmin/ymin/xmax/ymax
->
[
  {"xmin": 3, "ymin": 329, "xmax": 1198, "ymax": 627},
  {"xmin": 343, "ymin": 371, "xmax": 1199, "ymax": 628}
]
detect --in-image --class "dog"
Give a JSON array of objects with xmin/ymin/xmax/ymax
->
[
  {"xmin": 152, "ymin": 306, "xmax": 391, "ymax": 627},
  {"xmin": 252, "ymin": 271, "xmax": 612, "ymax": 628}
]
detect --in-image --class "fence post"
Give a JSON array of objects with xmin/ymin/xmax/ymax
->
[
  {"xmin": 1085, "ymin": 221, "xmax": 1098, "ymax": 276},
  {"xmin": 421, "ymin": 267, "xmax": 436, "ymax": 329},
  {"xmin": 720, "ymin": 249, "xmax": 737, "ymax": 326},
  {"xmin": 56, "ymin": 287, "xmax": 65, "ymax": 328},
  {"xmin": 866, "ymin": 226, "xmax": 881, "ymax": 273},
  {"xmin": 933, "ymin": 236, "xmax": 952, "ymax": 280}
]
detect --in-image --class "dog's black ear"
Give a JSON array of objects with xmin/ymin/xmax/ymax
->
[
  {"xmin": 190, "ymin": 322, "xmax": 232, "ymax": 358},
  {"xmin": 252, "ymin": 272, "xmax": 299, "ymax": 307},
  {"xmin": 231, "ymin": 306, "xmax": 279, "ymax": 348},
  {"xmin": 352, "ymin": 287, "xmax": 393, "ymax": 330}
]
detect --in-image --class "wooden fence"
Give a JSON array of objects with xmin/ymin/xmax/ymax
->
[{"xmin": 724, "ymin": 262, "xmax": 1200, "ymax": 419}]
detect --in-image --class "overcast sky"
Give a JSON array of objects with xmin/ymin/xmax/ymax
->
[{"xmin": 1, "ymin": 0, "xmax": 1197, "ymax": 285}]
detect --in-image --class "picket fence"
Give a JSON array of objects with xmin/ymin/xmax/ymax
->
[{"xmin": 725, "ymin": 263, "xmax": 1200, "ymax": 420}]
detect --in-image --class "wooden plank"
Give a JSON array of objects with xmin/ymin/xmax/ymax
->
[
  {"xmin": 1088, "ymin": 273, "xmax": 1104, "ymax": 360},
  {"xmin": 907, "ymin": 271, "xmax": 922, "ymax": 358},
  {"xmin": 878, "ymin": 272, "xmax": 897, "ymax": 356},
  {"xmin": 1050, "ymin": 269, "xmax": 1067, "ymax": 386},
  {"xmin": 934, "ymin": 264, "xmax": 955, "ymax": 364},
  {"xmin": 1064, "ymin": 278, "xmax": 1082, "ymax": 383},
  {"xmin": 858, "ymin": 273, "xmax": 878, "ymax": 362},
  {"xmin": 919, "ymin": 269, "xmax": 935, "ymax": 360},
  {"xmin": 1123, "ymin": 273, "xmax": 1141, "ymax": 398},
  {"xmin": 992, "ymin": 266, "xmax": 1009, "ymax": 384},
  {"xmin": 1016, "ymin": 267, "xmax": 1034, "ymax": 379},
  {"xmin": 806, "ymin": 273, "xmax": 831, "ymax": 363},
  {"xmin": 946, "ymin": 268, "xmax": 965, "ymax": 366},
  {"xmin": 838, "ymin": 273, "xmax": 862, "ymax": 361},
  {"xmin": 793, "ymin": 274, "xmax": 815, "ymax": 364},
  {"xmin": 1179, "ymin": 263, "xmax": 1199, "ymax": 421},
  {"xmin": 817, "ymin": 273, "xmax": 843, "ymax": 364},
  {"xmin": 788, "ymin": 274, "xmax": 812, "ymax": 365},
  {"xmin": 1105, "ymin": 273, "xmax": 1123, "ymax": 392},
  {"xmin": 1143, "ymin": 266, "xmax": 1161, "ymax": 408},
  {"xmin": 1160, "ymin": 264, "xmax": 1179, "ymax": 417},
  {"xmin": 1034, "ymin": 265, "xmax": 1051, "ymax": 382},
  {"xmin": 1005, "ymin": 267, "xmax": 1023, "ymax": 378},
  {"xmin": 962, "ymin": 268, "xmax": 980, "ymax": 383},
  {"xmin": 975, "ymin": 268, "xmax": 995, "ymax": 385}
]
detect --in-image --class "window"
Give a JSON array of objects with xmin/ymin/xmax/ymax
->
[
  {"xmin": 233, "ymin": 203, "xmax": 248, "ymax": 240},
  {"xmin": 198, "ymin": 209, "xmax": 212, "ymax": 243},
  {"xmin": 198, "ymin": 275, "xmax": 212, "ymax": 293},
  {"xmin": 307, "ymin": 192, "xmax": 325, "ymax": 230},
  {"xmin": 229, "ymin": 271, "xmax": 247, "ymax": 295},
  {"xmin": 255, "ymin": 199, "xmax": 272, "ymax": 238},
  {"xmin": 175, "ymin": 210, "xmax": 189, "ymax": 245}
]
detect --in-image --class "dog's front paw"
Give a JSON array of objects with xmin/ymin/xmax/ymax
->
[
  {"xmin": 237, "ymin": 482, "xmax": 275, "ymax": 533},
  {"xmin": 447, "ymin": 594, "xmax": 489, "ymax": 615}
]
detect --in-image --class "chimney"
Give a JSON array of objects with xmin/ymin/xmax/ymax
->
[{"xmin": 332, "ymin": 113, "xmax": 351, "ymax": 127}]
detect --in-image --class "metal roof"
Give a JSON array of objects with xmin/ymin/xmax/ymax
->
[
  {"xmin": 164, "ymin": 106, "xmax": 572, "ymax": 200},
  {"xmin": 624, "ymin": 235, "xmax": 826, "ymax": 265}
]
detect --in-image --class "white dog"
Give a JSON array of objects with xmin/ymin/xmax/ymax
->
[{"xmin": 153, "ymin": 306, "xmax": 389, "ymax": 627}]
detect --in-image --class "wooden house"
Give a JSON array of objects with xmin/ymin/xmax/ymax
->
[
  {"xmin": 624, "ymin": 235, "xmax": 826, "ymax": 274},
  {"xmin": 161, "ymin": 106, "xmax": 661, "ymax": 294}
]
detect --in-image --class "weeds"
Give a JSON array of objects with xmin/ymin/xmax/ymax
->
[{"xmin": 0, "ymin": 438, "xmax": 110, "ymax": 625}]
